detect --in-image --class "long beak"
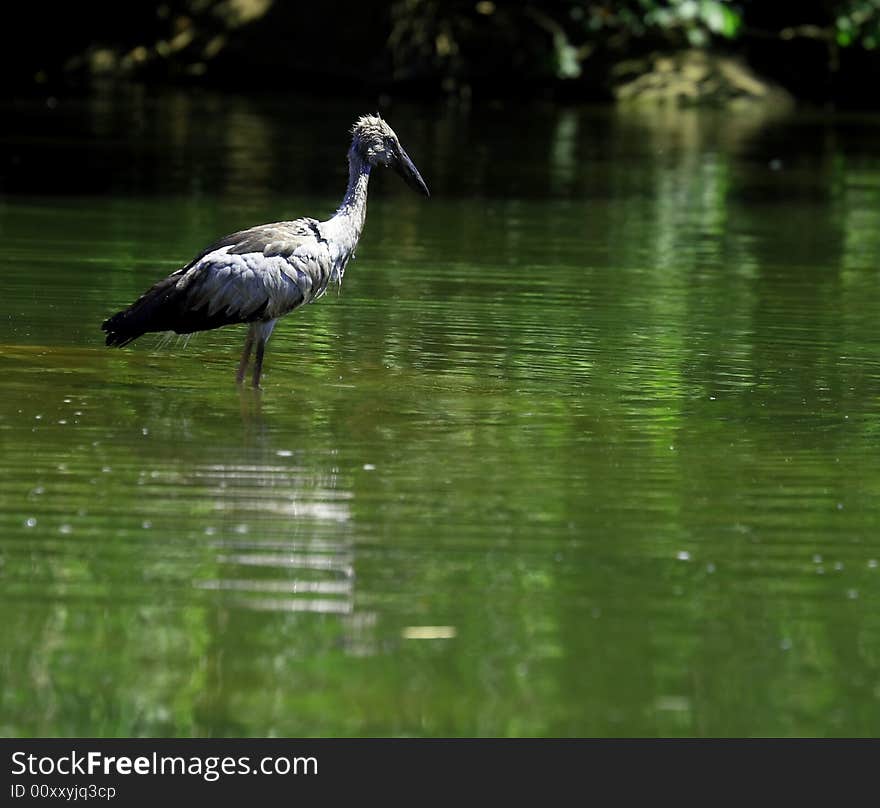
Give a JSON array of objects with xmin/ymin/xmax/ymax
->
[{"xmin": 394, "ymin": 147, "xmax": 430, "ymax": 198}]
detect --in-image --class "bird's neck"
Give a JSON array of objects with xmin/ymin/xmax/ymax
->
[{"xmin": 330, "ymin": 148, "xmax": 371, "ymax": 239}]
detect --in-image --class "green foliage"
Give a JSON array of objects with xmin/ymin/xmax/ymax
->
[
  {"xmin": 389, "ymin": 1, "xmax": 880, "ymax": 86},
  {"xmin": 597, "ymin": 0, "xmax": 742, "ymax": 46},
  {"xmin": 835, "ymin": 0, "xmax": 880, "ymax": 48},
  {"xmin": 389, "ymin": 1, "xmax": 747, "ymax": 84},
  {"xmin": 648, "ymin": 0, "xmax": 742, "ymax": 44}
]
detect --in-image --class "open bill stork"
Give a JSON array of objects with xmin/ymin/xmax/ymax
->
[{"xmin": 102, "ymin": 114, "xmax": 429, "ymax": 387}]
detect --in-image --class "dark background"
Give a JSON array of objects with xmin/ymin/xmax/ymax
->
[{"xmin": 3, "ymin": 1, "xmax": 880, "ymax": 108}]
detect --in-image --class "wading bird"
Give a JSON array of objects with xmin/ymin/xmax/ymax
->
[{"xmin": 102, "ymin": 114, "xmax": 429, "ymax": 387}]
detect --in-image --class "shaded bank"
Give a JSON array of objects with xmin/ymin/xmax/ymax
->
[{"xmin": 4, "ymin": 1, "xmax": 880, "ymax": 108}]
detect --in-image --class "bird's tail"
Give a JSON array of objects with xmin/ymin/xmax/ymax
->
[{"xmin": 102, "ymin": 274, "xmax": 184, "ymax": 347}]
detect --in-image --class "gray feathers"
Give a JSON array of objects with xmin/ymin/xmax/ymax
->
[
  {"xmin": 103, "ymin": 218, "xmax": 330, "ymax": 345},
  {"xmin": 194, "ymin": 219, "xmax": 323, "ymax": 263}
]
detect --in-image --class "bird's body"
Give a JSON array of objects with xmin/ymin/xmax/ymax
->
[{"xmin": 102, "ymin": 114, "xmax": 429, "ymax": 387}]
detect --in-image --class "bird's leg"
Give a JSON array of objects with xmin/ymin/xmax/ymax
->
[
  {"xmin": 252, "ymin": 338, "xmax": 266, "ymax": 389},
  {"xmin": 250, "ymin": 320, "xmax": 277, "ymax": 389},
  {"xmin": 236, "ymin": 325, "xmax": 256, "ymax": 385},
  {"xmin": 251, "ymin": 320, "xmax": 276, "ymax": 389}
]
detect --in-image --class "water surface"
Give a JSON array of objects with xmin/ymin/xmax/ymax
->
[{"xmin": 3, "ymin": 90, "xmax": 880, "ymax": 736}]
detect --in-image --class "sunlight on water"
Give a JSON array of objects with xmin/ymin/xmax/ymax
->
[{"xmin": 2, "ymin": 91, "xmax": 880, "ymax": 736}]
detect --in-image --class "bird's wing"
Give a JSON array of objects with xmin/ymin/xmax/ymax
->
[
  {"xmin": 177, "ymin": 221, "xmax": 327, "ymax": 329},
  {"xmin": 103, "ymin": 219, "xmax": 325, "ymax": 343},
  {"xmin": 185, "ymin": 218, "xmax": 323, "ymax": 268}
]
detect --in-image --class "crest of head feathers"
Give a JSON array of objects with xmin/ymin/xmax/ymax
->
[
  {"xmin": 352, "ymin": 112, "xmax": 384, "ymax": 135},
  {"xmin": 350, "ymin": 113, "xmax": 399, "ymax": 162}
]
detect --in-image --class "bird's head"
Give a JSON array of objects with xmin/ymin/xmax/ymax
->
[{"xmin": 351, "ymin": 113, "xmax": 430, "ymax": 198}]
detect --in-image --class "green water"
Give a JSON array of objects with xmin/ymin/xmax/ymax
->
[{"xmin": 3, "ymin": 90, "xmax": 880, "ymax": 737}]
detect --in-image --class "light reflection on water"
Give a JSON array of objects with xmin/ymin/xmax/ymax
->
[
  {"xmin": 191, "ymin": 459, "xmax": 355, "ymax": 615},
  {"xmin": 2, "ymin": 90, "xmax": 880, "ymax": 736}
]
